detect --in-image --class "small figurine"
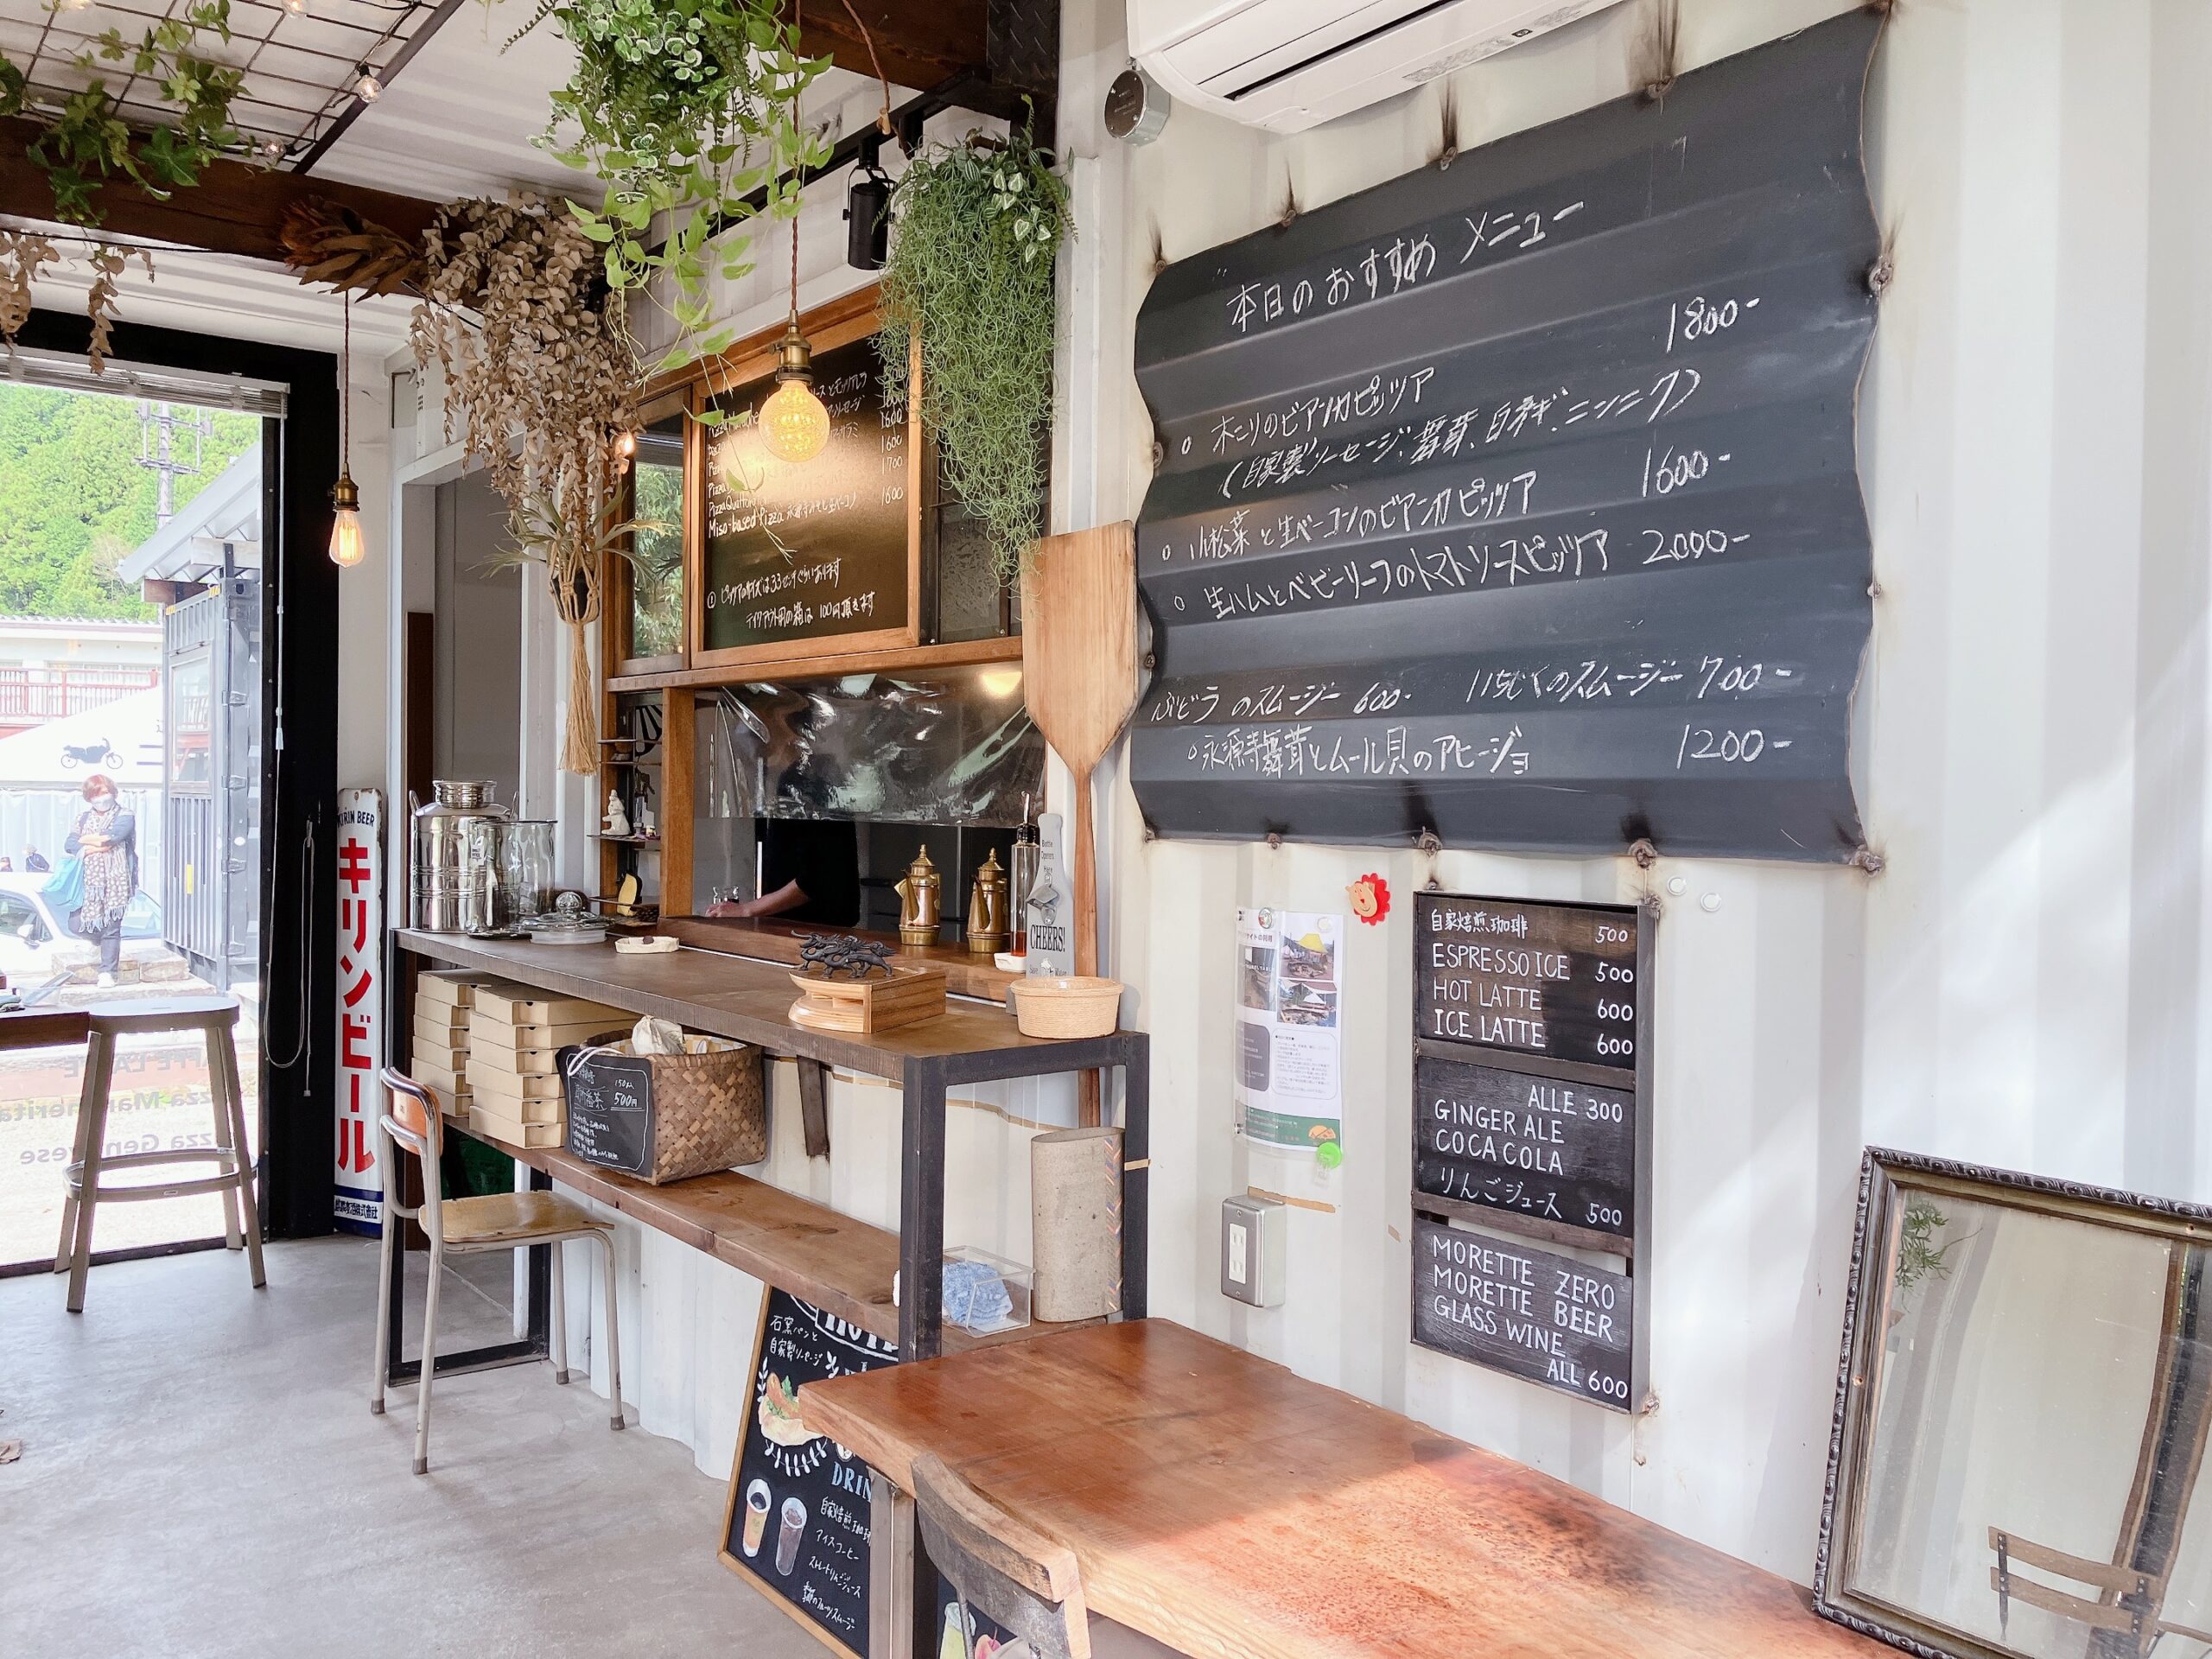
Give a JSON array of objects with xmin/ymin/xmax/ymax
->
[
  {"xmin": 602, "ymin": 790, "xmax": 631, "ymax": 838},
  {"xmin": 638, "ymin": 803, "xmax": 658, "ymax": 839}
]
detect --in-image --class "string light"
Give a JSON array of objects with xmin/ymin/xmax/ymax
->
[
  {"xmin": 760, "ymin": 0, "xmax": 828, "ymax": 464},
  {"xmin": 329, "ymin": 295, "xmax": 365, "ymax": 569},
  {"xmin": 353, "ymin": 65, "xmax": 381, "ymax": 103}
]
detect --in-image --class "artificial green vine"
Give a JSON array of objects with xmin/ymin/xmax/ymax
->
[
  {"xmin": 510, "ymin": 0, "xmax": 829, "ymax": 370},
  {"xmin": 0, "ymin": 1, "xmax": 243, "ymax": 226},
  {"xmin": 878, "ymin": 126, "xmax": 1070, "ymax": 577}
]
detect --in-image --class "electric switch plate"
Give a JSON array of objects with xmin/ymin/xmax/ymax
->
[{"xmin": 1220, "ymin": 1194, "xmax": 1287, "ymax": 1307}]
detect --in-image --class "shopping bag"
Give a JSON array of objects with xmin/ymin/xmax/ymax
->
[{"xmin": 41, "ymin": 856, "xmax": 84, "ymax": 915}]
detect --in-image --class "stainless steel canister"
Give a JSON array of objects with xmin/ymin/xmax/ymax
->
[{"xmin": 410, "ymin": 780, "xmax": 510, "ymax": 931}]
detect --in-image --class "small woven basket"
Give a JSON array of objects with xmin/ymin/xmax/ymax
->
[
  {"xmin": 1008, "ymin": 976, "xmax": 1123, "ymax": 1039},
  {"xmin": 563, "ymin": 1032, "xmax": 766, "ymax": 1183}
]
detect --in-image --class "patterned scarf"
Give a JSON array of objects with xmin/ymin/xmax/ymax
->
[{"xmin": 75, "ymin": 803, "xmax": 132, "ymax": 931}]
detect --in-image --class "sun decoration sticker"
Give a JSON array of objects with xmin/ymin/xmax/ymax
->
[{"xmin": 1348, "ymin": 873, "xmax": 1390, "ymax": 925}]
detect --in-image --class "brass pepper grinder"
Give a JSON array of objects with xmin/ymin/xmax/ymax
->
[
  {"xmin": 895, "ymin": 846, "xmax": 942, "ymax": 946},
  {"xmin": 966, "ymin": 849, "xmax": 1010, "ymax": 956}
]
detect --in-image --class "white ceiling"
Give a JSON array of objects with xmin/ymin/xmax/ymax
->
[{"xmin": 2, "ymin": 0, "xmax": 908, "ymax": 357}]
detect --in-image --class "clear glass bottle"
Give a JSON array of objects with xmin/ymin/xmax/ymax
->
[{"xmin": 497, "ymin": 819, "xmax": 556, "ymax": 926}]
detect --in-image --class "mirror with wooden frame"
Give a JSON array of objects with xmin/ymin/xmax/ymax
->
[
  {"xmin": 1818, "ymin": 1149, "xmax": 2212, "ymax": 1659},
  {"xmin": 606, "ymin": 388, "xmax": 691, "ymax": 677}
]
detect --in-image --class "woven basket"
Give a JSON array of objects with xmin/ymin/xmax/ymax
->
[
  {"xmin": 1008, "ymin": 976, "xmax": 1123, "ymax": 1039},
  {"xmin": 562, "ymin": 1032, "xmax": 766, "ymax": 1184}
]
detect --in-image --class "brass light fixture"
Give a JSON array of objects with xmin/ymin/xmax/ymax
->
[
  {"xmin": 760, "ymin": 226, "xmax": 828, "ymax": 463},
  {"xmin": 328, "ymin": 295, "xmax": 364, "ymax": 568}
]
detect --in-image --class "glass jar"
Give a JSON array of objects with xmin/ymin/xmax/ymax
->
[{"xmin": 496, "ymin": 820, "xmax": 556, "ymax": 926}]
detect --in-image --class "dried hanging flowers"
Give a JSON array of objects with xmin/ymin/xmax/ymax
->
[
  {"xmin": 84, "ymin": 243, "xmax": 150, "ymax": 376},
  {"xmin": 0, "ymin": 230, "xmax": 60, "ymax": 360},
  {"xmin": 410, "ymin": 195, "xmax": 639, "ymax": 773}
]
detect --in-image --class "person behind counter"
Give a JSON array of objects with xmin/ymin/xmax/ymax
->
[
  {"xmin": 66, "ymin": 773, "xmax": 138, "ymax": 987},
  {"xmin": 704, "ymin": 819, "xmax": 860, "ymax": 925}
]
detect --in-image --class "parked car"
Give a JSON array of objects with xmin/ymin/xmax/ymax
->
[{"xmin": 0, "ymin": 873, "xmax": 172, "ymax": 987}]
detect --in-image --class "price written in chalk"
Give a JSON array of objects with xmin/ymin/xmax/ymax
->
[{"xmin": 1414, "ymin": 893, "xmax": 1640, "ymax": 1068}]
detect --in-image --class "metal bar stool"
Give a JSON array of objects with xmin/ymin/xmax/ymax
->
[
  {"xmin": 55, "ymin": 995, "xmax": 265, "ymax": 1312},
  {"xmin": 371, "ymin": 1067, "xmax": 624, "ymax": 1475}
]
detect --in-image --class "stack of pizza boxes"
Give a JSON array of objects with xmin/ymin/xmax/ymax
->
[
  {"xmin": 467, "ymin": 982, "xmax": 629, "ymax": 1149},
  {"xmin": 410, "ymin": 969, "xmax": 496, "ymax": 1116}
]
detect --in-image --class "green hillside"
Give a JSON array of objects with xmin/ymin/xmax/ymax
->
[{"xmin": 0, "ymin": 385, "xmax": 261, "ymax": 620}]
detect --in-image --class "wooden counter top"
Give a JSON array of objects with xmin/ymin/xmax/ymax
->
[
  {"xmin": 802, "ymin": 1320, "xmax": 1889, "ymax": 1659},
  {"xmin": 397, "ymin": 930, "xmax": 1108, "ymax": 1081},
  {"xmin": 657, "ymin": 915, "xmax": 1020, "ymax": 1001}
]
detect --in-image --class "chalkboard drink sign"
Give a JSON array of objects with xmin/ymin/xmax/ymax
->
[
  {"xmin": 1128, "ymin": 11, "xmax": 1883, "ymax": 861},
  {"xmin": 1415, "ymin": 892, "xmax": 1640, "ymax": 1069},
  {"xmin": 700, "ymin": 332, "xmax": 918, "ymax": 664},
  {"xmin": 1416, "ymin": 1055, "xmax": 1634, "ymax": 1241},
  {"xmin": 1412, "ymin": 1216, "xmax": 1635, "ymax": 1411},
  {"xmin": 721, "ymin": 1289, "xmax": 898, "ymax": 1655},
  {"xmin": 561, "ymin": 1044, "xmax": 652, "ymax": 1174}
]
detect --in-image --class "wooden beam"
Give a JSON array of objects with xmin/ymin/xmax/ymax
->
[
  {"xmin": 794, "ymin": 1, "xmax": 988, "ymax": 98},
  {"xmin": 0, "ymin": 117, "xmax": 442, "ymax": 264}
]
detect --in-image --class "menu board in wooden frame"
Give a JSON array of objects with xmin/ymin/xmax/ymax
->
[
  {"xmin": 1409, "ymin": 891, "xmax": 1654, "ymax": 1414},
  {"xmin": 687, "ymin": 290, "xmax": 923, "ymax": 670}
]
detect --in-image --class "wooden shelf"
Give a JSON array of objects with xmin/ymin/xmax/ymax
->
[
  {"xmin": 607, "ymin": 633, "xmax": 1021, "ymax": 694},
  {"xmin": 588, "ymin": 833, "xmax": 664, "ymax": 845},
  {"xmin": 461, "ymin": 1121, "xmax": 1090, "ymax": 1357}
]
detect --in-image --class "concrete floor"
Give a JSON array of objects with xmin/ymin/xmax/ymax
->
[{"xmin": 1, "ymin": 1236, "xmax": 822, "ymax": 1658}]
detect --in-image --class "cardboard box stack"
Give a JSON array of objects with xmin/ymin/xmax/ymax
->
[
  {"xmin": 411, "ymin": 969, "xmax": 498, "ymax": 1116},
  {"xmin": 468, "ymin": 983, "xmax": 629, "ymax": 1149}
]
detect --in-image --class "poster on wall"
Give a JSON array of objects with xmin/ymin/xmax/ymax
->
[
  {"xmin": 332, "ymin": 787, "xmax": 385, "ymax": 1236},
  {"xmin": 1233, "ymin": 908, "xmax": 1344, "ymax": 1166}
]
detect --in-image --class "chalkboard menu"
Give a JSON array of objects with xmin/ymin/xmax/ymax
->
[
  {"xmin": 1415, "ymin": 893, "xmax": 1640, "ymax": 1068},
  {"xmin": 1411, "ymin": 891, "xmax": 1650, "ymax": 1411},
  {"xmin": 1412, "ymin": 1216, "xmax": 1635, "ymax": 1411},
  {"xmin": 721, "ymin": 1289, "xmax": 896, "ymax": 1655},
  {"xmin": 560, "ymin": 1045, "xmax": 652, "ymax": 1175},
  {"xmin": 701, "ymin": 333, "xmax": 916, "ymax": 662},
  {"xmin": 1128, "ymin": 11, "xmax": 1882, "ymax": 861}
]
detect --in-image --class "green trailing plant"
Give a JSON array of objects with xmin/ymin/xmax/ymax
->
[
  {"xmin": 878, "ymin": 126, "xmax": 1070, "ymax": 577},
  {"xmin": 509, "ymin": 0, "xmax": 829, "ymax": 369},
  {"xmin": 0, "ymin": 1, "xmax": 243, "ymax": 226}
]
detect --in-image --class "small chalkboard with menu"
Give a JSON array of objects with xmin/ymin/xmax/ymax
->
[
  {"xmin": 1411, "ymin": 891, "xmax": 1652, "ymax": 1413},
  {"xmin": 720, "ymin": 1288, "xmax": 897, "ymax": 1655},
  {"xmin": 696, "ymin": 320, "xmax": 920, "ymax": 668}
]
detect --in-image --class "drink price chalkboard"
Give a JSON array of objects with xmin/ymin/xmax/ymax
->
[
  {"xmin": 1411, "ymin": 890, "xmax": 1649, "ymax": 1411},
  {"xmin": 559, "ymin": 1044, "xmax": 651, "ymax": 1175},
  {"xmin": 1415, "ymin": 892, "xmax": 1640, "ymax": 1068},
  {"xmin": 701, "ymin": 333, "xmax": 916, "ymax": 662},
  {"xmin": 1412, "ymin": 1216, "xmax": 1635, "ymax": 1411},
  {"xmin": 721, "ymin": 1289, "xmax": 897, "ymax": 1656},
  {"xmin": 1416, "ymin": 1055, "xmax": 1634, "ymax": 1240}
]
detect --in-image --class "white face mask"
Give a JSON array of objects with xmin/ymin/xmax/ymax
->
[{"xmin": 90, "ymin": 795, "xmax": 113, "ymax": 809}]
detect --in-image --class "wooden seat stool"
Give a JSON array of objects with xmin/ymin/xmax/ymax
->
[
  {"xmin": 371, "ymin": 1068, "xmax": 625, "ymax": 1475},
  {"xmin": 54, "ymin": 995, "xmax": 265, "ymax": 1313}
]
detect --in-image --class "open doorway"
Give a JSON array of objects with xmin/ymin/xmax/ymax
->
[{"xmin": 0, "ymin": 379, "xmax": 268, "ymax": 1270}]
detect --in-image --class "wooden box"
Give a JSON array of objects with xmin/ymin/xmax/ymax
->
[{"xmin": 787, "ymin": 966, "xmax": 947, "ymax": 1033}]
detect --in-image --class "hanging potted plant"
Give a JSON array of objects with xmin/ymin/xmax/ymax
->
[{"xmin": 877, "ymin": 125, "xmax": 1071, "ymax": 579}]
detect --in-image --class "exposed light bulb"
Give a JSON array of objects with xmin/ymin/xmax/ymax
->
[
  {"xmin": 354, "ymin": 66, "xmax": 381, "ymax": 102},
  {"xmin": 283, "ymin": 0, "xmax": 306, "ymax": 14},
  {"xmin": 329, "ymin": 474, "xmax": 365, "ymax": 567},
  {"xmin": 615, "ymin": 430, "xmax": 637, "ymax": 458},
  {"xmin": 761, "ymin": 378, "xmax": 829, "ymax": 464}
]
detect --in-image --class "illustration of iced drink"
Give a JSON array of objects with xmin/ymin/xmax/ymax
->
[
  {"xmin": 775, "ymin": 1497, "xmax": 809, "ymax": 1575},
  {"xmin": 741, "ymin": 1481, "xmax": 772, "ymax": 1557}
]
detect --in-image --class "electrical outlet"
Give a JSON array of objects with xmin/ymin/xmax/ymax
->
[{"xmin": 1221, "ymin": 1194, "xmax": 1286, "ymax": 1307}]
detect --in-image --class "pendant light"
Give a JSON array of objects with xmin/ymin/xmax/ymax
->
[
  {"xmin": 328, "ymin": 294, "xmax": 365, "ymax": 568},
  {"xmin": 758, "ymin": 0, "xmax": 829, "ymax": 464}
]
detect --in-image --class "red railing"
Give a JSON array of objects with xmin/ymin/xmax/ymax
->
[{"xmin": 0, "ymin": 666, "xmax": 159, "ymax": 721}]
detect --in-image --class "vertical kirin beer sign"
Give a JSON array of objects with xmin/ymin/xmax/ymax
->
[{"xmin": 334, "ymin": 788, "xmax": 385, "ymax": 1235}]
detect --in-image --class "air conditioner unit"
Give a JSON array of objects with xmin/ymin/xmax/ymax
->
[{"xmin": 1129, "ymin": 0, "xmax": 1630, "ymax": 135}]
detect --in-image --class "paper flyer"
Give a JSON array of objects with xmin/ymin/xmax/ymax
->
[{"xmin": 1233, "ymin": 908, "xmax": 1344, "ymax": 1166}]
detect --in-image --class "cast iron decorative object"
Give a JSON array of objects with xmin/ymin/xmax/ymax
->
[{"xmin": 796, "ymin": 932, "xmax": 896, "ymax": 981}]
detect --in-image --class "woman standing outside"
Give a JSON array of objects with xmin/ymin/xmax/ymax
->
[{"xmin": 67, "ymin": 773, "xmax": 137, "ymax": 988}]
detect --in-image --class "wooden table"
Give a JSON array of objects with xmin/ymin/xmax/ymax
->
[
  {"xmin": 802, "ymin": 1320, "xmax": 1893, "ymax": 1659},
  {"xmin": 394, "ymin": 931, "xmax": 1148, "ymax": 1359},
  {"xmin": 0, "ymin": 1007, "xmax": 92, "ymax": 1051}
]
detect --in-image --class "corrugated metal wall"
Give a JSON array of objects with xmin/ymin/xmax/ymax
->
[{"xmin": 559, "ymin": 0, "xmax": 2212, "ymax": 1586}]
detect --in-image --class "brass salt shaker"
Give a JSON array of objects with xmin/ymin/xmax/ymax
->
[
  {"xmin": 966, "ymin": 849, "xmax": 1010, "ymax": 956},
  {"xmin": 895, "ymin": 846, "xmax": 942, "ymax": 945}
]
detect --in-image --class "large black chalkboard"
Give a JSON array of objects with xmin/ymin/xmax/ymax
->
[
  {"xmin": 1413, "ymin": 1217, "xmax": 1635, "ymax": 1410},
  {"xmin": 721, "ymin": 1289, "xmax": 896, "ymax": 1655},
  {"xmin": 1129, "ymin": 12, "xmax": 1881, "ymax": 861},
  {"xmin": 1415, "ymin": 1055, "xmax": 1634, "ymax": 1241},
  {"xmin": 1414, "ymin": 892, "xmax": 1640, "ymax": 1068},
  {"xmin": 702, "ymin": 335, "xmax": 912, "ymax": 656}
]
